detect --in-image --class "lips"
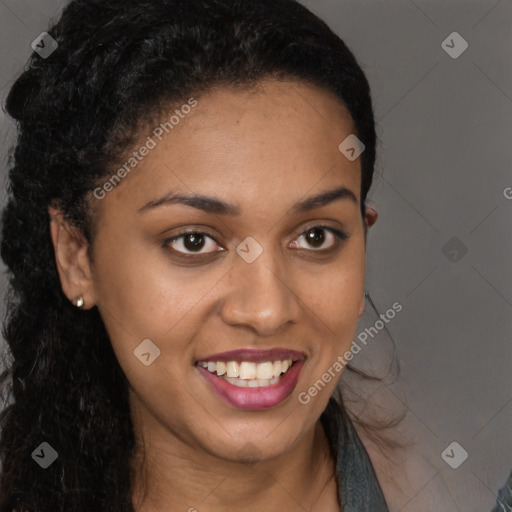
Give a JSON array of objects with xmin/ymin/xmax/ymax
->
[{"xmin": 195, "ymin": 348, "xmax": 306, "ymax": 410}]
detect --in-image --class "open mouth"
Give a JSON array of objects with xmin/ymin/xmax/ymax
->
[
  {"xmin": 197, "ymin": 359, "xmax": 296, "ymax": 388},
  {"xmin": 195, "ymin": 348, "xmax": 306, "ymax": 409}
]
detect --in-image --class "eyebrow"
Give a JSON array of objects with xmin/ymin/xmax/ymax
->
[{"xmin": 137, "ymin": 185, "xmax": 358, "ymax": 216}]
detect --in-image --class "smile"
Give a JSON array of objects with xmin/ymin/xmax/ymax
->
[{"xmin": 196, "ymin": 349, "xmax": 306, "ymax": 410}]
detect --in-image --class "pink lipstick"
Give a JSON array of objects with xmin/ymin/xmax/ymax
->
[{"xmin": 196, "ymin": 348, "xmax": 305, "ymax": 410}]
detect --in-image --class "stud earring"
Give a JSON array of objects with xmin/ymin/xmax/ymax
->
[{"xmin": 75, "ymin": 296, "xmax": 85, "ymax": 308}]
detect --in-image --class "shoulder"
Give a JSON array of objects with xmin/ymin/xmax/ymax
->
[
  {"xmin": 357, "ymin": 428, "xmax": 465, "ymax": 512},
  {"xmin": 358, "ymin": 433, "xmax": 411, "ymax": 510}
]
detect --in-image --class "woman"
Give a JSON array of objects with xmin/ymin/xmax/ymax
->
[{"xmin": 0, "ymin": 0, "xmax": 393, "ymax": 510}]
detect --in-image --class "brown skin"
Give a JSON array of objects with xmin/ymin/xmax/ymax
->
[{"xmin": 49, "ymin": 79, "xmax": 378, "ymax": 512}]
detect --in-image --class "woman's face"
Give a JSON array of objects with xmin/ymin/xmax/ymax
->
[{"xmin": 78, "ymin": 80, "xmax": 374, "ymax": 461}]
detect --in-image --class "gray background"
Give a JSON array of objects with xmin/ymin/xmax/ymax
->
[{"xmin": 0, "ymin": 0, "xmax": 511, "ymax": 510}]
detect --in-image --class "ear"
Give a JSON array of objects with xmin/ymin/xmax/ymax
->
[
  {"xmin": 48, "ymin": 206, "xmax": 95, "ymax": 309},
  {"xmin": 360, "ymin": 206, "xmax": 377, "ymax": 317},
  {"xmin": 364, "ymin": 205, "xmax": 378, "ymax": 228},
  {"xmin": 358, "ymin": 294, "xmax": 366, "ymax": 317}
]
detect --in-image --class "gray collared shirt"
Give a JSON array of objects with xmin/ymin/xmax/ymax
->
[
  {"xmin": 321, "ymin": 397, "xmax": 390, "ymax": 512},
  {"xmin": 321, "ymin": 398, "xmax": 512, "ymax": 511},
  {"xmin": 491, "ymin": 470, "xmax": 512, "ymax": 512}
]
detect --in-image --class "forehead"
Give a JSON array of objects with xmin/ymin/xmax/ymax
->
[
  {"xmin": 94, "ymin": 79, "xmax": 362, "ymax": 221},
  {"xmin": 183, "ymin": 80, "xmax": 356, "ymax": 156}
]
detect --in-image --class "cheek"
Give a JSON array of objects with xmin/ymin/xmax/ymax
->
[
  {"xmin": 302, "ymin": 242, "xmax": 366, "ymax": 388},
  {"xmin": 90, "ymin": 238, "xmax": 227, "ymax": 380},
  {"xmin": 307, "ymin": 246, "xmax": 365, "ymax": 328},
  {"xmin": 91, "ymin": 237, "xmax": 200, "ymax": 331}
]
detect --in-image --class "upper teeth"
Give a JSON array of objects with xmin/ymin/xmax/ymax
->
[{"xmin": 199, "ymin": 359, "xmax": 293, "ymax": 380}]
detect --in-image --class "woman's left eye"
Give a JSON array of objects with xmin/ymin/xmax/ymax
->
[{"xmin": 291, "ymin": 226, "xmax": 348, "ymax": 251}]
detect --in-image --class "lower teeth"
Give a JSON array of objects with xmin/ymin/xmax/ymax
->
[{"xmin": 222, "ymin": 375, "xmax": 281, "ymax": 388}]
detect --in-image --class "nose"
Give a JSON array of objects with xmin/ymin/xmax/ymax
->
[{"xmin": 218, "ymin": 248, "xmax": 302, "ymax": 337}]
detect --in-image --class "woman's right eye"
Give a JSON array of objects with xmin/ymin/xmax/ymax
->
[{"xmin": 163, "ymin": 231, "xmax": 223, "ymax": 257}]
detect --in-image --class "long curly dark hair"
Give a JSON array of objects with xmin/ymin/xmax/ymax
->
[{"xmin": 0, "ymin": 0, "xmax": 387, "ymax": 510}]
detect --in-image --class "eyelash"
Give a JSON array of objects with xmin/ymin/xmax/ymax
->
[{"xmin": 162, "ymin": 225, "xmax": 349, "ymax": 260}]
